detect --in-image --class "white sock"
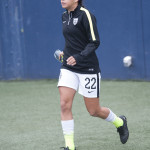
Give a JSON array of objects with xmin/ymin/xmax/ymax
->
[
  {"xmin": 105, "ymin": 109, "xmax": 117, "ymax": 122},
  {"xmin": 61, "ymin": 119, "xmax": 74, "ymax": 135}
]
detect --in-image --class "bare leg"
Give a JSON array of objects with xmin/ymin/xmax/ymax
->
[
  {"xmin": 59, "ymin": 86, "xmax": 76, "ymax": 120},
  {"xmin": 84, "ymin": 97, "xmax": 129, "ymax": 144},
  {"xmin": 84, "ymin": 97, "xmax": 109, "ymax": 119},
  {"xmin": 59, "ymin": 86, "xmax": 76, "ymax": 149}
]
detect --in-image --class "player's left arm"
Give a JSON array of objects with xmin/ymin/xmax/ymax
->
[{"xmin": 73, "ymin": 10, "xmax": 100, "ymax": 64}]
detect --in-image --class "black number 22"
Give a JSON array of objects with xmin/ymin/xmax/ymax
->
[{"xmin": 85, "ymin": 77, "xmax": 96, "ymax": 89}]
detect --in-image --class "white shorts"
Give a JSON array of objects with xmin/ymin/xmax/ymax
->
[{"xmin": 57, "ymin": 69, "xmax": 101, "ymax": 98}]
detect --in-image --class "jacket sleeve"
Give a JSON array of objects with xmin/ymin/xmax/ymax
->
[{"xmin": 73, "ymin": 10, "xmax": 100, "ymax": 63}]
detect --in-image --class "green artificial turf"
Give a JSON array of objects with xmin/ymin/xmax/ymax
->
[{"xmin": 0, "ymin": 80, "xmax": 150, "ymax": 150}]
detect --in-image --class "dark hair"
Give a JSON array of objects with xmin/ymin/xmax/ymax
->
[{"xmin": 78, "ymin": 0, "xmax": 84, "ymax": 7}]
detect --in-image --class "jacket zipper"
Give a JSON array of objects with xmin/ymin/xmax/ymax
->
[{"xmin": 68, "ymin": 13, "xmax": 72, "ymax": 25}]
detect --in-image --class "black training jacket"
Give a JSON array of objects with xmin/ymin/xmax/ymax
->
[{"xmin": 61, "ymin": 5, "xmax": 100, "ymax": 74}]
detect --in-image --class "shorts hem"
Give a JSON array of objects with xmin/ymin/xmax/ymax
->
[
  {"xmin": 57, "ymin": 84, "xmax": 77, "ymax": 92},
  {"xmin": 78, "ymin": 91, "xmax": 99, "ymax": 98}
]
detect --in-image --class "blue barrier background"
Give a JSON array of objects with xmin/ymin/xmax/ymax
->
[{"xmin": 0, "ymin": 0, "xmax": 150, "ymax": 80}]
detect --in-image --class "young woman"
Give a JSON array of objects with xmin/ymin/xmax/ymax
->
[{"xmin": 58, "ymin": 0, "xmax": 129, "ymax": 149}]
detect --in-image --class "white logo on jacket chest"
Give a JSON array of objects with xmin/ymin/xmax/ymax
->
[{"xmin": 73, "ymin": 18, "xmax": 78, "ymax": 25}]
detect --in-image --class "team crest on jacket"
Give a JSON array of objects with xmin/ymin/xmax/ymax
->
[{"xmin": 73, "ymin": 18, "xmax": 78, "ymax": 25}]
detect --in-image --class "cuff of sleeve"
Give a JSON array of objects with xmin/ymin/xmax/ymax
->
[{"xmin": 73, "ymin": 54, "xmax": 83, "ymax": 64}]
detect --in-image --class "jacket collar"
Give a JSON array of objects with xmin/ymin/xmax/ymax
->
[{"xmin": 67, "ymin": 5, "xmax": 81, "ymax": 16}]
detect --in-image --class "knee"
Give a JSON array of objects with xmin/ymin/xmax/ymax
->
[
  {"xmin": 88, "ymin": 107, "xmax": 102, "ymax": 117},
  {"xmin": 60, "ymin": 99, "xmax": 71, "ymax": 112},
  {"xmin": 88, "ymin": 109, "xmax": 99, "ymax": 117}
]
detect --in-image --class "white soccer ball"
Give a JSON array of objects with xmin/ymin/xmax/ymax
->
[{"xmin": 123, "ymin": 56, "xmax": 132, "ymax": 67}]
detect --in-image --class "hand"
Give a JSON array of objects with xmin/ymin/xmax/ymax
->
[{"xmin": 67, "ymin": 56, "xmax": 76, "ymax": 66}]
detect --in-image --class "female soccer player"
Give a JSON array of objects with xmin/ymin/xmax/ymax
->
[{"xmin": 58, "ymin": 0, "xmax": 129, "ymax": 149}]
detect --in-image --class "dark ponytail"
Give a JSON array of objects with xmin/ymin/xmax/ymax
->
[{"xmin": 78, "ymin": 0, "xmax": 84, "ymax": 7}]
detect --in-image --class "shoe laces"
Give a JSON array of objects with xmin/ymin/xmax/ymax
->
[{"xmin": 117, "ymin": 125, "xmax": 124, "ymax": 135}]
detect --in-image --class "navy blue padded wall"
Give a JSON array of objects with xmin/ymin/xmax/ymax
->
[
  {"xmin": 142, "ymin": 0, "xmax": 150, "ymax": 80},
  {"xmin": 0, "ymin": 0, "xmax": 25, "ymax": 80},
  {"xmin": 86, "ymin": 0, "xmax": 147, "ymax": 80},
  {"xmin": 0, "ymin": 0, "xmax": 2, "ymax": 79},
  {"xmin": 22, "ymin": 0, "xmax": 64, "ymax": 79},
  {"xmin": 0, "ymin": 0, "xmax": 150, "ymax": 80}
]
